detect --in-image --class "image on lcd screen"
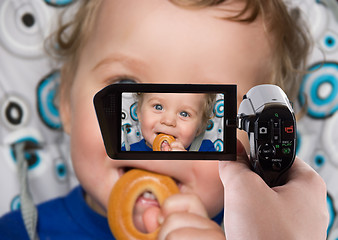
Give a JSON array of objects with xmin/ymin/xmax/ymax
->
[{"xmin": 121, "ymin": 92, "xmax": 224, "ymax": 152}]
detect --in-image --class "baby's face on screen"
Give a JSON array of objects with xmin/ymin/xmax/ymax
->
[{"xmin": 137, "ymin": 93, "xmax": 205, "ymax": 149}]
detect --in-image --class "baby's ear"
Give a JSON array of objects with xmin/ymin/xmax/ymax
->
[{"xmin": 58, "ymin": 65, "xmax": 72, "ymax": 134}]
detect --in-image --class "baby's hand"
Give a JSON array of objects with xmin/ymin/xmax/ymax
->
[
  {"xmin": 160, "ymin": 140, "xmax": 186, "ymax": 151},
  {"xmin": 144, "ymin": 194, "xmax": 225, "ymax": 240},
  {"xmin": 169, "ymin": 141, "xmax": 186, "ymax": 151}
]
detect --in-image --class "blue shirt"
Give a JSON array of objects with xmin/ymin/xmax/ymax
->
[
  {"xmin": 122, "ymin": 139, "xmax": 216, "ymax": 151},
  {"xmin": 0, "ymin": 187, "xmax": 114, "ymax": 240},
  {"xmin": 0, "ymin": 186, "xmax": 223, "ymax": 239}
]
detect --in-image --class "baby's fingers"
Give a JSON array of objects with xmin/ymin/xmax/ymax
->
[
  {"xmin": 157, "ymin": 194, "xmax": 225, "ymax": 240},
  {"xmin": 170, "ymin": 141, "xmax": 186, "ymax": 151},
  {"xmin": 161, "ymin": 193, "xmax": 208, "ymax": 218},
  {"xmin": 157, "ymin": 212, "xmax": 225, "ymax": 240}
]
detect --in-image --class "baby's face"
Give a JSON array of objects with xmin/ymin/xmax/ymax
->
[
  {"xmin": 138, "ymin": 93, "xmax": 205, "ymax": 149},
  {"xmin": 60, "ymin": 0, "xmax": 273, "ymax": 226}
]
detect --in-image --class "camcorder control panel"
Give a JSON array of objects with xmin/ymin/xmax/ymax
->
[{"xmin": 237, "ymin": 85, "xmax": 296, "ymax": 187}]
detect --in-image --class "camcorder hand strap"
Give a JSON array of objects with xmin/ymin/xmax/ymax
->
[
  {"xmin": 122, "ymin": 124, "xmax": 131, "ymax": 151},
  {"xmin": 189, "ymin": 133, "xmax": 204, "ymax": 152},
  {"xmin": 14, "ymin": 142, "xmax": 39, "ymax": 240}
]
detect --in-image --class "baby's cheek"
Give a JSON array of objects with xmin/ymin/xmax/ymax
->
[
  {"xmin": 70, "ymin": 109, "xmax": 108, "ymax": 183},
  {"xmin": 71, "ymin": 116, "xmax": 105, "ymax": 157},
  {"xmin": 179, "ymin": 124, "xmax": 200, "ymax": 147}
]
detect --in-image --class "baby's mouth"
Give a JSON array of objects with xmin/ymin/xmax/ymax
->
[
  {"xmin": 118, "ymin": 167, "xmax": 181, "ymax": 233},
  {"xmin": 138, "ymin": 191, "xmax": 157, "ymax": 203},
  {"xmin": 133, "ymin": 191, "xmax": 160, "ymax": 233},
  {"xmin": 160, "ymin": 140, "xmax": 170, "ymax": 151},
  {"xmin": 154, "ymin": 132, "xmax": 176, "ymax": 151}
]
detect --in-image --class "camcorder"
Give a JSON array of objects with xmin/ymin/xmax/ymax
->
[
  {"xmin": 237, "ymin": 85, "xmax": 296, "ymax": 187},
  {"xmin": 94, "ymin": 83, "xmax": 296, "ymax": 187}
]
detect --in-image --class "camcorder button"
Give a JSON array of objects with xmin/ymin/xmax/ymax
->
[
  {"xmin": 272, "ymin": 161, "xmax": 282, "ymax": 171},
  {"xmin": 271, "ymin": 119, "xmax": 282, "ymax": 144},
  {"xmin": 256, "ymin": 121, "xmax": 269, "ymax": 140},
  {"xmin": 282, "ymin": 121, "xmax": 295, "ymax": 140},
  {"xmin": 258, "ymin": 143, "xmax": 276, "ymax": 160}
]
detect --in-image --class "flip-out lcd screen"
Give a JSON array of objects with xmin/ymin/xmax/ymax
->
[{"xmin": 94, "ymin": 84, "xmax": 236, "ymax": 160}]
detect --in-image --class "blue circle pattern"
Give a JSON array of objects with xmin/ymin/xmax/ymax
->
[
  {"xmin": 214, "ymin": 139, "xmax": 223, "ymax": 152},
  {"xmin": 10, "ymin": 137, "xmax": 41, "ymax": 170},
  {"xmin": 37, "ymin": 72, "xmax": 62, "ymax": 129},
  {"xmin": 122, "ymin": 123, "xmax": 132, "ymax": 134},
  {"xmin": 325, "ymin": 35, "xmax": 336, "ymax": 49},
  {"xmin": 296, "ymin": 131, "xmax": 301, "ymax": 155},
  {"xmin": 44, "ymin": 0, "xmax": 73, "ymax": 6},
  {"xmin": 314, "ymin": 154, "xmax": 326, "ymax": 168},
  {"xmin": 206, "ymin": 119, "xmax": 214, "ymax": 131},
  {"xmin": 130, "ymin": 103, "xmax": 138, "ymax": 121},
  {"xmin": 55, "ymin": 163, "xmax": 67, "ymax": 180},
  {"xmin": 327, "ymin": 194, "xmax": 336, "ymax": 235},
  {"xmin": 10, "ymin": 195, "xmax": 21, "ymax": 211},
  {"xmin": 214, "ymin": 99, "xmax": 224, "ymax": 118},
  {"xmin": 311, "ymin": 75, "xmax": 337, "ymax": 106},
  {"xmin": 299, "ymin": 62, "xmax": 338, "ymax": 118}
]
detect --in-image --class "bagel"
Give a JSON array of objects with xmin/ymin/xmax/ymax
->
[
  {"xmin": 107, "ymin": 169, "xmax": 179, "ymax": 240},
  {"xmin": 152, "ymin": 134, "xmax": 175, "ymax": 151}
]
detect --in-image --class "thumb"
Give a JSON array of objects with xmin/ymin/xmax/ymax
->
[
  {"xmin": 162, "ymin": 141, "xmax": 171, "ymax": 151},
  {"xmin": 143, "ymin": 206, "xmax": 161, "ymax": 233}
]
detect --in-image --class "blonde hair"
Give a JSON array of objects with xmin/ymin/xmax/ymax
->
[
  {"xmin": 50, "ymin": 0, "xmax": 311, "ymax": 102},
  {"xmin": 203, "ymin": 93, "xmax": 217, "ymax": 130}
]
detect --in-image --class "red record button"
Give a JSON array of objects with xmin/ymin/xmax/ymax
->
[{"xmin": 282, "ymin": 121, "xmax": 294, "ymax": 140}]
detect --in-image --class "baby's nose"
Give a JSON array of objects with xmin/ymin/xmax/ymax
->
[{"xmin": 160, "ymin": 112, "xmax": 176, "ymax": 127}]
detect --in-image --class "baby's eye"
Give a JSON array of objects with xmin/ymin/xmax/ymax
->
[
  {"xmin": 154, "ymin": 104, "xmax": 163, "ymax": 111},
  {"xmin": 180, "ymin": 111, "xmax": 190, "ymax": 118}
]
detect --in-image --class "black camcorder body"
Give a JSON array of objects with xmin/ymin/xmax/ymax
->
[{"xmin": 237, "ymin": 85, "xmax": 297, "ymax": 187}]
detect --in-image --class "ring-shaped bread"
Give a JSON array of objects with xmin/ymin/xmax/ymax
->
[
  {"xmin": 108, "ymin": 169, "xmax": 179, "ymax": 240},
  {"xmin": 152, "ymin": 134, "xmax": 175, "ymax": 151}
]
